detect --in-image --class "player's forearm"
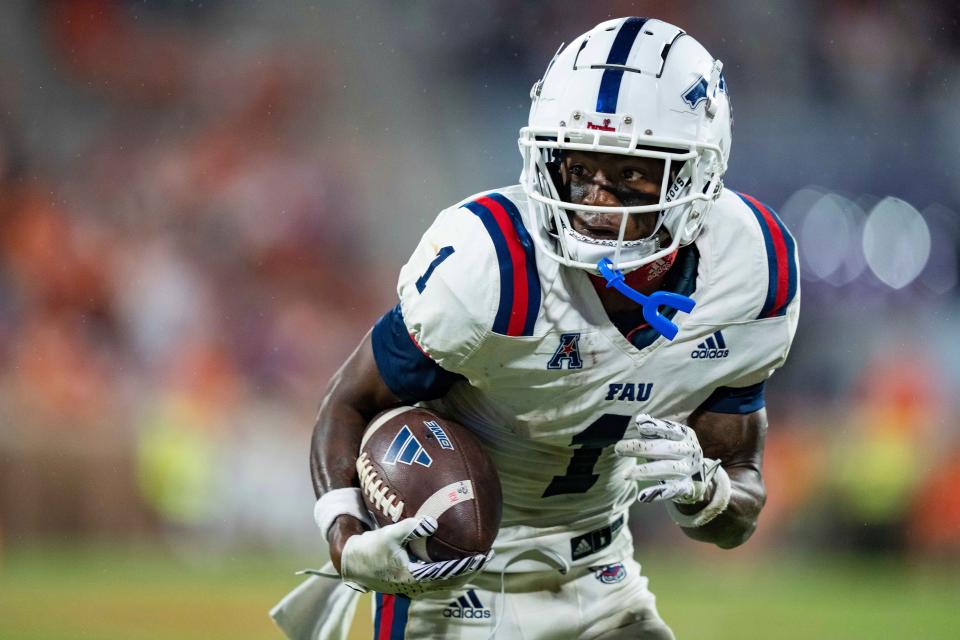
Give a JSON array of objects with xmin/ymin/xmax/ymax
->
[
  {"xmin": 675, "ymin": 466, "xmax": 765, "ymax": 549},
  {"xmin": 309, "ymin": 392, "xmax": 369, "ymax": 498},
  {"xmin": 309, "ymin": 331, "xmax": 405, "ymax": 574},
  {"xmin": 310, "ymin": 361, "xmax": 394, "ymax": 572},
  {"xmin": 309, "ymin": 391, "xmax": 372, "ymax": 573},
  {"xmin": 309, "ymin": 330, "xmax": 401, "ymax": 499}
]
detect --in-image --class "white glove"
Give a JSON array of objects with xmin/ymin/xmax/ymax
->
[
  {"xmin": 614, "ymin": 414, "xmax": 722, "ymax": 505},
  {"xmin": 339, "ymin": 516, "xmax": 493, "ymax": 597}
]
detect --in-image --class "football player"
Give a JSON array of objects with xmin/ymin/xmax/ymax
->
[{"xmin": 281, "ymin": 16, "xmax": 799, "ymax": 640}]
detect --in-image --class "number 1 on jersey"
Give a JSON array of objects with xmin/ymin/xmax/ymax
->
[
  {"xmin": 542, "ymin": 414, "xmax": 632, "ymax": 497},
  {"xmin": 415, "ymin": 246, "xmax": 455, "ymax": 293}
]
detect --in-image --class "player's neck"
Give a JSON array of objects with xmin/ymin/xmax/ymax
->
[{"xmin": 588, "ymin": 249, "xmax": 679, "ymax": 313}]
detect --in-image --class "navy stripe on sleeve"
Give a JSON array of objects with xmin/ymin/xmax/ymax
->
[
  {"xmin": 699, "ymin": 382, "xmax": 766, "ymax": 415},
  {"xmin": 735, "ymin": 192, "xmax": 798, "ymax": 319},
  {"xmin": 461, "ymin": 193, "xmax": 541, "ymax": 336},
  {"xmin": 488, "ymin": 192, "xmax": 541, "ymax": 336},
  {"xmin": 370, "ymin": 305, "xmax": 464, "ymax": 403},
  {"xmin": 462, "ymin": 199, "xmax": 515, "ymax": 334}
]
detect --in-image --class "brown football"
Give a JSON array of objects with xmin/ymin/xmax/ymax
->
[{"xmin": 357, "ymin": 406, "xmax": 502, "ymax": 562}]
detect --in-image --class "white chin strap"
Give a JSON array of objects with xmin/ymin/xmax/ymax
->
[{"xmin": 562, "ymin": 228, "xmax": 659, "ymax": 273}]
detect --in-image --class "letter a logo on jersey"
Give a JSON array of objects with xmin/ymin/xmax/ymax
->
[{"xmin": 547, "ymin": 332, "xmax": 583, "ymax": 370}]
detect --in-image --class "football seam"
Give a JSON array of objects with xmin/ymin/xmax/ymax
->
[{"xmin": 356, "ymin": 451, "xmax": 405, "ymax": 523}]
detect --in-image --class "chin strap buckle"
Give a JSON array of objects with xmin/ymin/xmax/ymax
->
[{"xmin": 596, "ymin": 258, "xmax": 696, "ymax": 341}]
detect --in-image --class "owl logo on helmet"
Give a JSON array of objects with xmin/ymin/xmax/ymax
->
[{"xmin": 518, "ymin": 17, "xmax": 732, "ymax": 274}]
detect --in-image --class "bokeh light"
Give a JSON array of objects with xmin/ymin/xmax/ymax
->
[
  {"xmin": 799, "ymin": 192, "xmax": 867, "ymax": 285},
  {"xmin": 863, "ymin": 197, "xmax": 931, "ymax": 290}
]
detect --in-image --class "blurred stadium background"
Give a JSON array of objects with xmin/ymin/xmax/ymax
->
[{"xmin": 0, "ymin": 1, "xmax": 958, "ymax": 638}]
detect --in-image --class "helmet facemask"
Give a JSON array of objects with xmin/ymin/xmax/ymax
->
[{"xmin": 519, "ymin": 126, "xmax": 725, "ymax": 273}]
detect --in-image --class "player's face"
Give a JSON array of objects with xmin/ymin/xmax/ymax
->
[{"xmin": 559, "ymin": 151, "xmax": 667, "ymax": 242}]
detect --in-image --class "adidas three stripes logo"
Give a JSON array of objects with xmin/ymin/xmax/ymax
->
[
  {"xmin": 690, "ymin": 331, "xmax": 729, "ymax": 359},
  {"xmin": 382, "ymin": 425, "xmax": 433, "ymax": 467},
  {"xmin": 442, "ymin": 589, "xmax": 491, "ymax": 619}
]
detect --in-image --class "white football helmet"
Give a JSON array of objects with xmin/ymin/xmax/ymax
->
[{"xmin": 519, "ymin": 17, "xmax": 732, "ymax": 273}]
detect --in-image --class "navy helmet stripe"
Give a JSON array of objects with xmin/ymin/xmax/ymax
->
[{"xmin": 596, "ymin": 17, "xmax": 648, "ymax": 113}]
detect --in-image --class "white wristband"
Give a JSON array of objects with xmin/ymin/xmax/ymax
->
[
  {"xmin": 313, "ymin": 488, "xmax": 375, "ymax": 542},
  {"xmin": 666, "ymin": 465, "xmax": 732, "ymax": 528}
]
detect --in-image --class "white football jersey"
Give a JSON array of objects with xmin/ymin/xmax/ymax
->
[{"xmin": 374, "ymin": 184, "xmax": 798, "ymax": 570}]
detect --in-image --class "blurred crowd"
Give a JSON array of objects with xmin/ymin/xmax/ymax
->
[{"xmin": 0, "ymin": 0, "xmax": 957, "ymax": 558}]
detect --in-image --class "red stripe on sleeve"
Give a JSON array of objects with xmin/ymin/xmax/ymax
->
[
  {"xmin": 407, "ymin": 332, "xmax": 431, "ymax": 358},
  {"xmin": 740, "ymin": 193, "xmax": 789, "ymax": 316},
  {"xmin": 378, "ymin": 595, "xmax": 395, "ymax": 640},
  {"xmin": 478, "ymin": 196, "xmax": 529, "ymax": 336}
]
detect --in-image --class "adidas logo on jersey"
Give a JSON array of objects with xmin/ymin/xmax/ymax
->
[
  {"xmin": 573, "ymin": 538, "xmax": 594, "ymax": 558},
  {"xmin": 443, "ymin": 590, "xmax": 491, "ymax": 619},
  {"xmin": 690, "ymin": 331, "xmax": 729, "ymax": 359}
]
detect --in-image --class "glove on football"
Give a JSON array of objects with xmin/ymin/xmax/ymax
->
[
  {"xmin": 339, "ymin": 516, "xmax": 493, "ymax": 596},
  {"xmin": 615, "ymin": 414, "xmax": 721, "ymax": 505}
]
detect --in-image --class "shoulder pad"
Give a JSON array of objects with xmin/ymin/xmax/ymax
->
[
  {"xmin": 397, "ymin": 189, "xmax": 542, "ymax": 371},
  {"xmin": 695, "ymin": 189, "xmax": 799, "ymax": 323},
  {"xmin": 687, "ymin": 189, "xmax": 801, "ymax": 387},
  {"xmin": 733, "ymin": 191, "xmax": 799, "ymax": 319}
]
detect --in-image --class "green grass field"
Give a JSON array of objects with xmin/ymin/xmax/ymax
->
[{"xmin": 1, "ymin": 543, "xmax": 957, "ymax": 639}]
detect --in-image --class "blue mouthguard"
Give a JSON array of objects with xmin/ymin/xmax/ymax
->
[{"xmin": 596, "ymin": 258, "xmax": 696, "ymax": 341}]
